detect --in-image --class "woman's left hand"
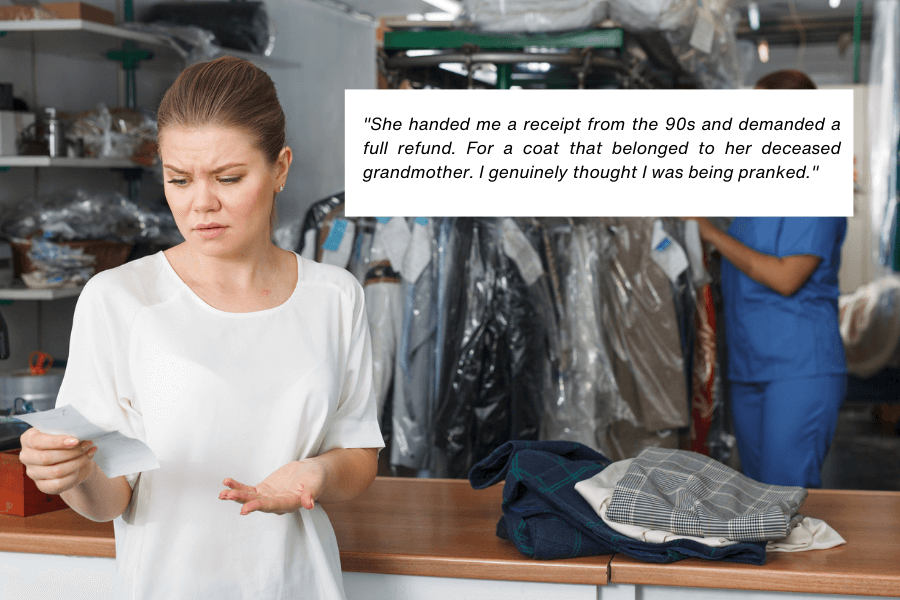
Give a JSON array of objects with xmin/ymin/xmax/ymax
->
[{"xmin": 219, "ymin": 460, "xmax": 327, "ymax": 515}]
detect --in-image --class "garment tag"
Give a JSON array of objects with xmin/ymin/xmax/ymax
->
[
  {"xmin": 689, "ymin": 7, "xmax": 715, "ymax": 54},
  {"xmin": 650, "ymin": 219, "xmax": 689, "ymax": 283},
  {"xmin": 500, "ymin": 218, "xmax": 543, "ymax": 286},
  {"xmin": 382, "ymin": 217, "xmax": 412, "ymax": 276},
  {"xmin": 322, "ymin": 220, "xmax": 356, "ymax": 268},
  {"xmin": 323, "ymin": 219, "xmax": 348, "ymax": 252},
  {"xmin": 403, "ymin": 220, "xmax": 432, "ymax": 283}
]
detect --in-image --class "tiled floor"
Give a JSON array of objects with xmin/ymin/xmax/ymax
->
[{"xmin": 821, "ymin": 402, "xmax": 900, "ymax": 491}]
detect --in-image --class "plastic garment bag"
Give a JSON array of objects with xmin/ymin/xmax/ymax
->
[
  {"xmin": 869, "ymin": 0, "xmax": 900, "ymax": 270},
  {"xmin": 391, "ymin": 220, "xmax": 438, "ymax": 472},
  {"xmin": 839, "ymin": 275, "xmax": 900, "ymax": 378},
  {"xmin": 539, "ymin": 222, "xmax": 636, "ymax": 455},
  {"xmin": 597, "ymin": 218, "xmax": 689, "ymax": 459},
  {"xmin": 363, "ymin": 221, "xmax": 407, "ymax": 423},
  {"xmin": 432, "ymin": 219, "xmax": 547, "ymax": 478}
]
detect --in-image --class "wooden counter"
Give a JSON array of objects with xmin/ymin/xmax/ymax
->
[
  {"xmin": 1, "ymin": 478, "xmax": 898, "ymax": 597},
  {"xmin": 609, "ymin": 489, "xmax": 900, "ymax": 598},
  {"xmin": 327, "ymin": 477, "xmax": 611, "ymax": 585}
]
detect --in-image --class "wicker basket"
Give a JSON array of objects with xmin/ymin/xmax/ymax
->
[{"xmin": 10, "ymin": 239, "xmax": 134, "ymax": 277}]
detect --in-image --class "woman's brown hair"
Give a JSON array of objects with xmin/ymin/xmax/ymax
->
[
  {"xmin": 754, "ymin": 70, "xmax": 817, "ymax": 90},
  {"xmin": 157, "ymin": 56, "xmax": 286, "ymax": 164}
]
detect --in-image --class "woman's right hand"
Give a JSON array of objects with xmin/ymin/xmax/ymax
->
[{"xmin": 19, "ymin": 429, "xmax": 98, "ymax": 495}]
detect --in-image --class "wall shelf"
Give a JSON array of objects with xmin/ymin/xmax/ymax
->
[
  {"xmin": 0, "ymin": 19, "xmax": 174, "ymax": 60},
  {"xmin": 0, "ymin": 283, "xmax": 83, "ymax": 301},
  {"xmin": 0, "ymin": 156, "xmax": 141, "ymax": 168},
  {"xmin": 0, "ymin": 18, "xmax": 297, "ymax": 67}
]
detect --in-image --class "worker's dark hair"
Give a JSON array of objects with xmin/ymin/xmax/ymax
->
[
  {"xmin": 157, "ymin": 56, "xmax": 286, "ymax": 165},
  {"xmin": 754, "ymin": 70, "xmax": 817, "ymax": 90}
]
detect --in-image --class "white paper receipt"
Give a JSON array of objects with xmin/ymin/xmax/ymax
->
[{"xmin": 16, "ymin": 406, "xmax": 160, "ymax": 480}]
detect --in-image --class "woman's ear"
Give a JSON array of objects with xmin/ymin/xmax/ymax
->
[{"xmin": 276, "ymin": 146, "xmax": 293, "ymax": 188}]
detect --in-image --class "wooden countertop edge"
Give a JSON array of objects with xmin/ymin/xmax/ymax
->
[
  {"xmin": 0, "ymin": 532, "xmax": 115, "ymax": 558},
  {"xmin": 609, "ymin": 560, "xmax": 897, "ymax": 597},
  {"xmin": 339, "ymin": 552, "xmax": 612, "ymax": 585}
]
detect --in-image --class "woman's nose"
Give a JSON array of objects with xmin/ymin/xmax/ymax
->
[{"xmin": 192, "ymin": 182, "xmax": 220, "ymax": 211}]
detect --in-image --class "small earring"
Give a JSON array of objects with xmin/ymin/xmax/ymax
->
[{"xmin": 279, "ymin": 185, "xmax": 284, "ymax": 192}]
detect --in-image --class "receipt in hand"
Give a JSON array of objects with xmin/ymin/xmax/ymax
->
[{"xmin": 16, "ymin": 405, "xmax": 159, "ymax": 480}]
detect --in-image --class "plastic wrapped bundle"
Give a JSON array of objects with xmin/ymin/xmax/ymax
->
[
  {"xmin": 142, "ymin": 1, "xmax": 274, "ymax": 56},
  {"xmin": 839, "ymin": 276, "xmax": 900, "ymax": 378},
  {"xmin": 462, "ymin": 0, "xmax": 609, "ymax": 32},
  {"xmin": 608, "ymin": 0, "xmax": 695, "ymax": 31},
  {"xmin": 67, "ymin": 104, "xmax": 158, "ymax": 165},
  {"xmin": 661, "ymin": 0, "xmax": 742, "ymax": 89},
  {"xmin": 2, "ymin": 190, "xmax": 181, "ymax": 246}
]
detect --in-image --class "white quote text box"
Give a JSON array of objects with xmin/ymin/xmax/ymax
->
[{"xmin": 344, "ymin": 89, "xmax": 853, "ymax": 217}]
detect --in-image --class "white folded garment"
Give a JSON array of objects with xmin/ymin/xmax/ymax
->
[{"xmin": 575, "ymin": 459, "xmax": 846, "ymax": 552}]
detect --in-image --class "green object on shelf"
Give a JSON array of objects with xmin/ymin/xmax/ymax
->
[
  {"xmin": 106, "ymin": 41, "xmax": 153, "ymax": 109},
  {"xmin": 0, "ymin": 167, "xmax": 9, "ymax": 173},
  {"xmin": 384, "ymin": 28, "xmax": 623, "ymax": 51},
  {"xmin": 495, "ymin": 63, "xmax": 512, "ymax": 89}
]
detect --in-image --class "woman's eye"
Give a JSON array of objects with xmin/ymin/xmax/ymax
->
[
  {"xmin": 219, "ymin": 177, "xmax": 242, "ymax": 184},
  {"xmin": 166, "ymin": 178, "xmax": 188, "ymax": 186}
]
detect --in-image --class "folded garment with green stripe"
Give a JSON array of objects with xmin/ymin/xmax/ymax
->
[{"xmin": 468, "ymin": 440, "xmax": 767, "ymax": 564}]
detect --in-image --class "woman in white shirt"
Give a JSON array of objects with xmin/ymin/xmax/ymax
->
[{"xmin": 19, "ymin": 56, "xmax": 384, "ymax": 599}]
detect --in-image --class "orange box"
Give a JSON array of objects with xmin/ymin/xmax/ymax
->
[
  {"xmin": 0, "ymin": 449, "xmax": 69, "ymax": 517},
  {"xmin": 42, "ymin": 2, "xmax": 115, "ymax": 26},
  {"xmin": 0, "ymin": 2, "xmax": 115, "ymax": 26}
]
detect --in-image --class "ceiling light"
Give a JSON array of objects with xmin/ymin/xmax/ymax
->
[
  {"xmin": 748, "ymin": 1, "xmax": 760, "ymax": 31},
  {"xmin": 757, "ymin": 38, "xmax": 769, "ymax": 63},
  {"xmin": 522, "ymin": 62, "xmax": 552, "ymax": 73},
  {"xmin": 423, "ymin": 0, "xmax": 461, "ymax": 16},
  {"xmin": 406, "ymin": 13, "xmax": 424, "ymax": 20},
  {"xmin": 829, "ymin": 0, "xmax": 841, "ymax": 8},
  {"xmin": 406, "ymin": 49, "xmax": 441, "ymax": 57}
]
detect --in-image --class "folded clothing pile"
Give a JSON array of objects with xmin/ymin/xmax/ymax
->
[
  {"xmin": 576, "ymin": 448, "xmax": 844, "ymax": 552},
  {"xmin": 469, "ymin": 440, "xmax": 767, "ymax": 564},
  {"xmin": 469, "ymin": 441, "xmax": 844, "ymax": 565}
]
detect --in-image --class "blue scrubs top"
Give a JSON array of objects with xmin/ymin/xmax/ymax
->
[{"xmin": 721, "ymin": 217, "xmax": 847, "ymax": 383}]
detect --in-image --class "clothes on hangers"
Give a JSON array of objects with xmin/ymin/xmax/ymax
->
[
  {"xmin": 539, "ymin": 221, "xmax": 635, "ymax": 455},
  {"xmin": 391, "ymin": 219, "xmax": 438, "ymax": 472},
  {"xmin": 432, "ymin": 218, "xmax": 547, "ymax": 478},
  {"xmin": 597, "ymin": 217, "xmax": 689, "ymax": 460}
]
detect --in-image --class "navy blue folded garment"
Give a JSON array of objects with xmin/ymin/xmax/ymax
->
[{"xmin": 469, "ymin": 440, "xmax": 767, "ymax": 565}]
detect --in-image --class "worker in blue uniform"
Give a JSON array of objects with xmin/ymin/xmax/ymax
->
[
  {"xmin": 685, "ymin": 70, "xmax": 847, "ymax": 489},
  {"xmin": 690, "ymin": 217, "xmax": 847, "ymax": 488}
]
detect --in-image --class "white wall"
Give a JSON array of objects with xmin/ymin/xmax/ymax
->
[{"xmin": 744, "ymin": 41, "xmax": 872, "ymax": 88}]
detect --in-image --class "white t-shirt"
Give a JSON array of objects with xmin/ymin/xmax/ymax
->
[{"xmin": 56, "ymin": 252, "xmax": 384, "ymax": 599}]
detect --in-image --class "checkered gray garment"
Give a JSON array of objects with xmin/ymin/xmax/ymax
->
[{"xmin": 606, "ymin": 447, "xmax": 807, "ymax": 542}]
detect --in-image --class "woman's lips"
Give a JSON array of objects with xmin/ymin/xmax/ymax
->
[{"xmin": 195, "ymin": 224, "xmax": 226, "ymax": 239}]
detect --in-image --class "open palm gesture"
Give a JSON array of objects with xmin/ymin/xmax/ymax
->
[{"xmin": 219, "ymin": 460, "xmax": 327, "ymax": 515}]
